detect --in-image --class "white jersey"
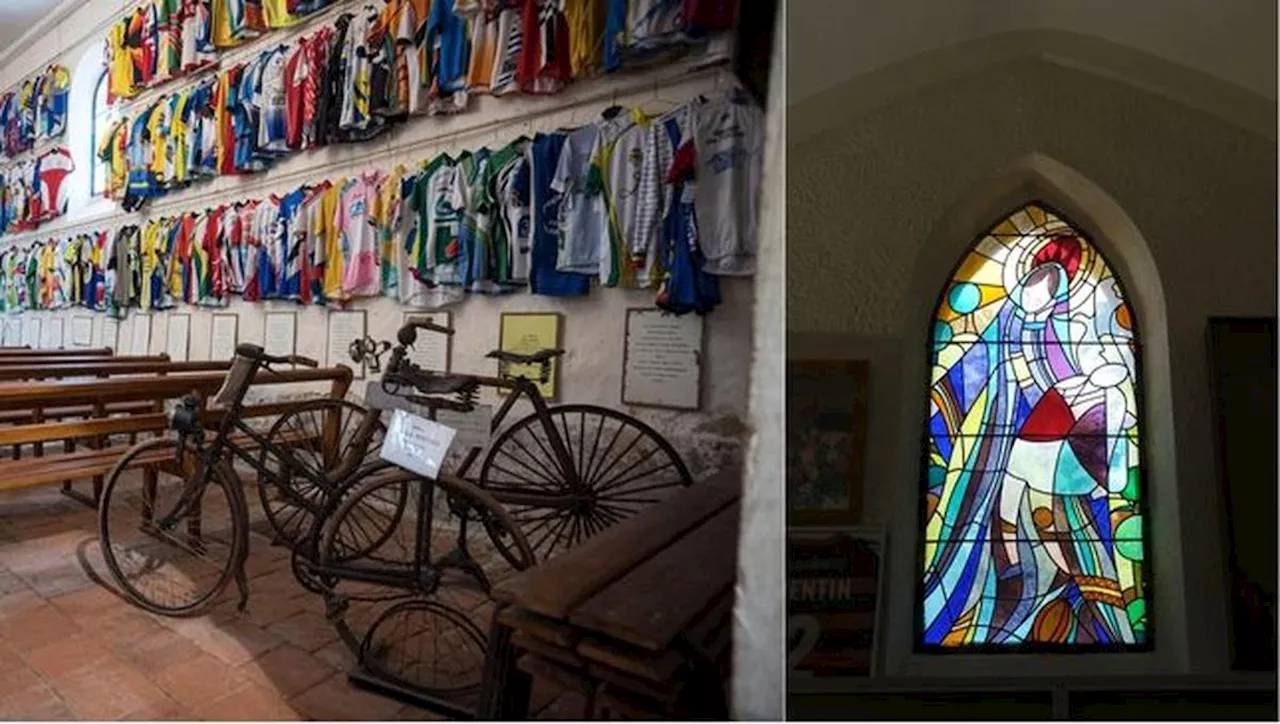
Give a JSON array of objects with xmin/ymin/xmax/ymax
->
[
  {"xmin": 599, "ymin": 112, "xmax": 650, "ymax": 286},
  {"xmin": 489, "ymin": 5, "xmax": 522, "ymax": 96},
  {"xmin": 258, "ymin": 47, "xmax": 289, "ymax": 152},
  {"xmin": 692, "ymin": 93, "xmax": 762, "ymax": 276},
  {"xmin": 552, "ymin": 124, "xmax": 609, "ymax": 277},
  {"xmin": 627, "ymin": 0, "xmax": 685, "ymax": 49}
]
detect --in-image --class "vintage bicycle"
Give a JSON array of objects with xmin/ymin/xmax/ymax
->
[{"xmin": 97, "ymin": 320, "xmax": 693, "ymax": 706}]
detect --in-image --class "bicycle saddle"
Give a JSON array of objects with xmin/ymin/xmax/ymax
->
[
  {"xmin": 409, "ymin": 373, "xmax": 479, "ymax": 396},
  {"xmin": 486, "ymin": 348, "xmax": 565, "ymax": 364}
]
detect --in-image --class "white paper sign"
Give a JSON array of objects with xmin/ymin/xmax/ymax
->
[
  {"xmin": 622, "ymin": 310, "xmax": 704, "ymax": 410},
  {"xmin": 5, "ymin": 318, "xmax": 20, "ymax": 347},
  {"xmin": 264, "ymin": 312, "xmax": 296, "ymax": 358},
  {"xmin": 327, "ymin": 310, "xmax": 366, "ymax": 378},
  {"xmin": 380, "ymin": 409, "xmax": 456, "ymax": 480},
  {"xmin": 22, "ymin": 317, "xmax": 40, "ymax": 349},
  {"xmin": 131, "ymin": 314, "xmax": 151, "ymax": 356},
  {"xmin": 210, "ymin": 315, "xmax": 238, "ymax": 361},
  {"xmin": 166, "ymin": 314, "xmax": 191, "ymax": 362},
  {"xmin": 47, "ymin": 318, "xmax": 64, "ymax": 349},
  {"xmin": 402, "ymin": 312, "xmax": 450, "ymax": 372},
  {"xmin": 71, "ymin": 316, "xmax": 92, "ymax": 347},
  {"xmin": 102, "ymin": 318, "xmax": 119, "ymax": 352}
]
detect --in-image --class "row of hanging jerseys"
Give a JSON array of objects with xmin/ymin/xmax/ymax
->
[
  {"xmin": 0, "ymin": 65, "xmax": 71, "ymax": 160},
  {"xmin": 2, "ymin": 90, "xmax": 757, "ymax": 317},
  {"xmin": 98, "ymin": 0, "xmax": 740, "ymax": 212},
  {"xmin": 0, "ymin": 148, "xmax": 76, "ymax": 235}
]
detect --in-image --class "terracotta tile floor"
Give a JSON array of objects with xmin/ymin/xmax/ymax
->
[{"xmin": 0, "ymin": 482, "xmax": 582, "ymax": 721}]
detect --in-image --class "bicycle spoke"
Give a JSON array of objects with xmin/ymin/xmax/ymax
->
[
  {"xmin": 586, "ymin": 430, "xmax": 646, "ymax": 490},
  {"xmin": 513, "ymin": 427, "xmax": 568, "ymax": 487},
  {"xmin": 584, "ymin": 419, "xmax": 626, "ymax": 485},
  {"xmin": 595, "ymin": 460, "xmax": 681, "ymax": 496},
  {"xmin": 491, "ymin": 447, "xmax": 561, "ymax": 490}
]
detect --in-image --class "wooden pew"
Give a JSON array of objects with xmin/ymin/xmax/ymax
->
[
  {"xmin": 479, "ymin": 470, "xmax": 741, "ymax": 720},
  {"xmin": 0, "ymin": 347, "xmax": 114, "ymax": 357},
  {"xmin": 0, "ymin": 365, "xmax": 354, "ymax": 506},
  {"xmin": 0, "ymin": 354, "xmax": 163, "ymax": 366},
  {"xmin": 0, "ymin": 358, "xmax": 234, "ymax": 501}
]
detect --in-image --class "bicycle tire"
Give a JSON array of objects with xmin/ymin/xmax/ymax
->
[
  {"xmin": 356, "ymin": 598, "xmax": 489, "ymax": 700},
  {"xmin": 318, "ymin": 470, "xmax": 536, "ymax": 579},
  {"xmin": 98, "ymin": 436, "xmax": 248, "ymax": 617},
  {"xmin": 257, "ymin": 398, "xmax": 387, "ymax": 550},
  {"xmin": 478, "ymin": 404, "xmax": 693, "ymax": 561}
]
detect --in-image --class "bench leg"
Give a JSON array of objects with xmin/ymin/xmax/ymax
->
[
  {"xmin": 477, "ymin": 605, "xmax": 532, "ymax": 720},
  {"xmin": 59, "ymin": 439, "xmax": 98, "ymax": 509}
]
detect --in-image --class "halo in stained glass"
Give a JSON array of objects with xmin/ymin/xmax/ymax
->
[{"xmin": 919, "ymin": 202, "xmax": 1149, "ymax": 650}]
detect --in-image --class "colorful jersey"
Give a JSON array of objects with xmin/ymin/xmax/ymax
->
[
  {"xmin": 337, "ymin": 172, "xmax": 383, "ymax": 297},
  {"xmin": 528, "ymin": 132, "xmax": 588, "ymax": 296}
]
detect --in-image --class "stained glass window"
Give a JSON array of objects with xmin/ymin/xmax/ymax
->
[{"xmin": 920, "ymin": 203, "xmax": 1148, "ymax": 650}]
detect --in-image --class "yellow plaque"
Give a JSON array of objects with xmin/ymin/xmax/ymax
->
[{"xmin": 498, "ymin": 312, "xmax": 562, "ymax": 400}]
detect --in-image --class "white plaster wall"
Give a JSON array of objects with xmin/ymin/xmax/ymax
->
[
  {"xmin": 788, "ymin": 59, "xmax": 1276, "ymax": 680},
  {"xmin": 1, "ymin": 1, "xmax": 755, "ymax": 478}
]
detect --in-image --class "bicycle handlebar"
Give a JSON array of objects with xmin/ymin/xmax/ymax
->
[
  {"xmin": 235, "ymin": 343, "xmax": 319, "ymax": 368},
  {"xmin": 397, "ymin": 319, "xmax": 454, "ymax": 347}
]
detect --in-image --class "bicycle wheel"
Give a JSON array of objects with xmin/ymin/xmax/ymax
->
[
  {"xmin": 478, "ymin": 404, "xmax": 693, "ymax": 561},
  {"xmin": 98, "ymin": 437, "xmax": 248, "ymax": 617},
  {"xmin": 257, "ymin": 398, "xmax": 387, "ymax": 550},
  {"xmin": 318, "ymin": 470, "xmax": 535, "ymax": 581},
  {"xmin": 357, "ymin": 598, "xmax": 489, "ymax": 701}
]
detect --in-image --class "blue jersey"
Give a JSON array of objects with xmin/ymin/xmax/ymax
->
[
  {"xmin": 529, "ymin": 133, "xmax": 588, "ymax": 297},
  {"xmin": 276, "ymin": 188, "xmax": 307, "ymax": 300},
  {"xmin": 656, "ymin": 117, "xmax": 719, "ymax": 315},
  {"xmin": 603, "ymin": 0, "xmax": 628, "ymax": 72},
  {"xmin": 427, "ymin": 0, "xmax": 470, "ymax": 94}
]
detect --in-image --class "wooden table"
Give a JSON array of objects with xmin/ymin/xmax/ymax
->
[{"xmin": 477, "ymin": 469, "xmax": 741, "ymax": 719}]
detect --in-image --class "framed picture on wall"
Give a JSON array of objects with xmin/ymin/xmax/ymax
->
[
  {"xmin": 787, "ymin": 359, "xmax": 869, "ymax": 525},
  {"xmin": 621, "ymin": 308, "xmax": 704, "ymax": 411},
  {"xmin": 402, "ymin": 311, "xmax": 452, "ymax": 372},
  {"xmin": 498, "ymin": 312, "xmax": 562, "ymax": 401},
  {"xmin": 327, "ymin": 309, "xmax": 368, "ymax": 379},
  {"xmin": 788, "ymin": 527, "xmax": 885, "ymax": 680}
]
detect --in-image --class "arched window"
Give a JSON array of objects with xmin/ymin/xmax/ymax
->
[
  {"xmin": 65, "ymin": 41, "xmax": 114, "ymax": 217},
  {"xmin": 919, "ymin": 202, "xmax": 1148, "ymax": 651},
  {"xmin": 89, "ymin": 67, "xmax": 109, "ymax": 198}
]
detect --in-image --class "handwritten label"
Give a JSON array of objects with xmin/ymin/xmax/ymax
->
[
  {"xmin": 102, "ymin": 318, "xmax": 119, "ymax": 351},
  {"xmin": 166, "ymin": 315, "xmax": 191, "ymax": 362},
  {"xmin": 622, "ymin": 309, "xmax": 703, "ymax": 410},
  {"xmin": 403, "ymin": 312, "xmax": 450, "ymax": 372},
  {"xmin": 22, "ymin": 317, "xmax": 40, "ymax": 349},
  {"xmin": 130, "ymin": 314, "xmax": 151, "ymax": 355},
  {"xmin": 210, "ymin": 315, "xmax": 238, "ymax": 361},
  {"xmin": 380, "ymin": 409, "xmax": 457, "ymax": 480},
  {"xmin": 327, "ymin": 311, "xmax": 366, "ymax": 378},
  {"xmin": 71, "ymin": 317, "xmax": 92, "ymax": 347},
  {"xmin": 47, "ymin": 318, "xmax": 64, "ymax": 349},
  {"xmin": 264, "ymin": 312, "xmax": 296, "ymax": 358}
]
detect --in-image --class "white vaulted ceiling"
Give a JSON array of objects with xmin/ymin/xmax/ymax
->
[
  {"xmin": 789, "ymin": 0, "xmax": 1277, "ymax": 106},
  {"xmin": 0, "ymin": 0, "xmax": 62, "ymax": 54}
]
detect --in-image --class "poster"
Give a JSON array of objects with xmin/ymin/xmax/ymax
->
[
  {"xmin": 102, "ymin": 318, "xmax": 119, "ymax": 352},
  {"xmin": 210, "ymin": 314, "xmax": 239, "ymax": 361},
  {"xmin": 166, "ymin": 314, "xmax": 191, "ymax": 362},
  {"xmin": 788, "ymin": 359, "xmax": 868, "ymax": 525},
  {"xmin": 402, "ymin": 311, "xmax": 451, "ymax": 372},
  {"xmin": 787, "ymin": 529, "xmax": 884, "ymax": 678},
  {"xmin": 327, "ymin": 310, "xmax": 367, "ymax": 378},
  {"xmin": 130, "ymin": 314, "xmax": 151, "ymax": 356},
  {"xmin": 22, "ymin": 317, "xmax": 40, "ymax": 349},
  {"xmin": 47, "ymin": 318, "xmax": 64, "ymax": 349},
  {"xmin": 622, "ymin": 309, "xmax": 703, "ymax": 410},
  {"xmin": 71, "ymin": 316, "xmax": 93, "ymax": 347},
  {"xmin": 264, "ymin": 312, "xmax": 296, "ymax": 358},
  {"xmin": 498, "ymin": 312, "xmax": 561, "ymax": 400}
]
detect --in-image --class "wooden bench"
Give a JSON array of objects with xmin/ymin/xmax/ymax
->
[
  {"xmin": 476, "ymin": 470, "xmax": 741, "ymax": 720},
  {"xmin": 0, "ymin": 365, "xmax": 353, "ymax": 507},
  {"xmin": 0, "ymin": 346, "xmax": 113, "ymax": 357}
]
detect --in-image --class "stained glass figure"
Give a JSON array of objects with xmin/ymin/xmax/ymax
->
[{"xmin": 920, "ymin": 203, "xmax": 1148, "ymax": 649}]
